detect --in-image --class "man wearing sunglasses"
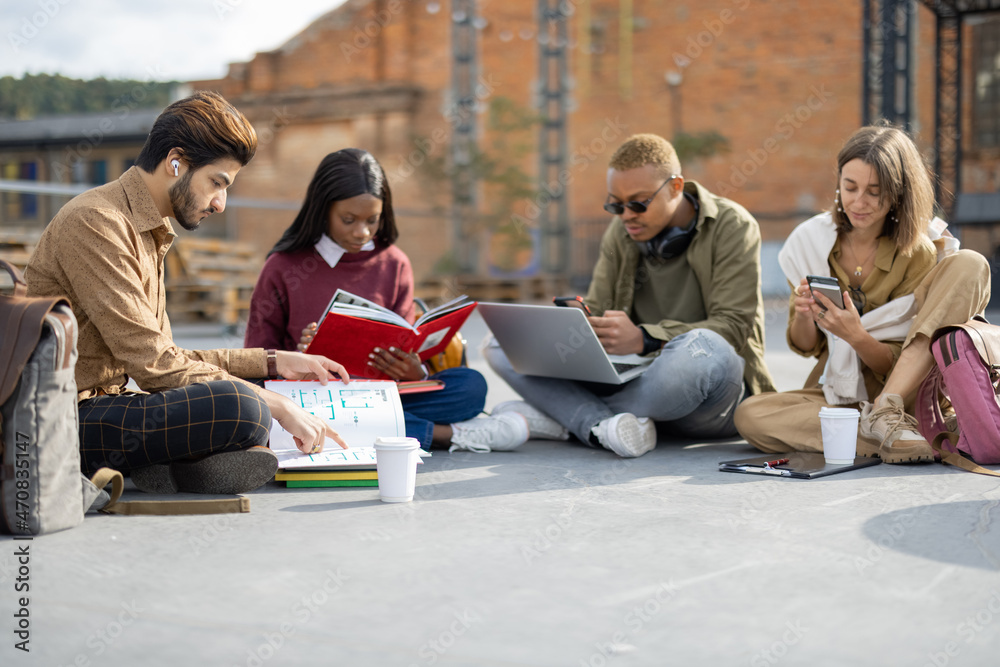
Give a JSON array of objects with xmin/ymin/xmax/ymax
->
[{"xmin": 485, "ymin": 133, "xmax": 775, "ymax": 458}]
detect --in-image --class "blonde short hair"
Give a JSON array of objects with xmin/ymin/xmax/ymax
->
[{"xmin": 609, "ymin": 134, "xmax": 682, "ymax": 180}]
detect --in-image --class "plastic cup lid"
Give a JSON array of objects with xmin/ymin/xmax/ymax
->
[
  {"xmin": 819, "ymin": 407, "xmax": 860, "ymax": 418},
  {"xmin": 374, "ymin": 436, "xmax": 420, "ymax": 450}
]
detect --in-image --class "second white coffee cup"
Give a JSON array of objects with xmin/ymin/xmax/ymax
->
[
  {"xmin": 374, "ymin": 436, "xmax": 421, "ymax": 503},
  {"xmin": 819, "ymin": 407, "xmax": 860, "ymax": 465}
]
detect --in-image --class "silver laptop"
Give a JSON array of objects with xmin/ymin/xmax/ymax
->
[{"xmin": 477, "ymin": 302, "xmax": 655, "ymax": 384}]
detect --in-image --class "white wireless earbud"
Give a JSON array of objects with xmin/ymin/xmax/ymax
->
[{"xmin": 171, "ymin": 160, "xmax": 180, "ymax": 176}]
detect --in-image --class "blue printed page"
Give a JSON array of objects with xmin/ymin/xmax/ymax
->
[{"xmin": 264, "ymin": 379, "xmax": 405, "ymax": 468}]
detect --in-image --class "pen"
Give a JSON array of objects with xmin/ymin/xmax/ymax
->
[
  {"xmin": 763, "ymin": 458, "xmax": 790, "ymax": 468},
  {"xmin": 721, "ymin": 465, "xmax": 791, "ymax": 476}
]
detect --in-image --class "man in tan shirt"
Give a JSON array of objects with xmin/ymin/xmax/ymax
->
[{"xmin": 27, "ymin": 91, "xmax": 349, "ymax": 494}]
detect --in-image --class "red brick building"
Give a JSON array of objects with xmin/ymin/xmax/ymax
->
[{"xmin": 4, "ymin": 1, "xmax": 995, "ymax": 297}]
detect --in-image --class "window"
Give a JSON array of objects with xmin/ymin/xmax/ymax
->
[
  {"xmin": 19, "ymin": 161, "xmax": 36, "ymax": 218},
  {"xmin": 91, "ymin": 159, "xmax": 107, "ymax": 185},
  {"xmin": 70, "ymin": 159, "xmax": 108, "ymax": 185},
  {"xmin": 972, "ymin": 16, "xmax": 1000, "ymax": 149}
]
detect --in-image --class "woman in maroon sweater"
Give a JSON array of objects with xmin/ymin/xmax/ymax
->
[{"xmin": 245, "ymin": 149, "xmax": 527, "ymax": 452}]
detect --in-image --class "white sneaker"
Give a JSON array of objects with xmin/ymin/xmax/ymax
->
[
  {"xmin": 492, "ymin": 400, "xmax": 569, "ymax": 441},
  {"xmin": 449, "ymin": 413, "xmax": 529, "ymax": 453},
  {"xmin": 591, "ymin": 413, "xmax": 656, "ymax": 458}
]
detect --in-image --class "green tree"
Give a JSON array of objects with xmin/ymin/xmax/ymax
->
[
  {"xmin": 0, "ymin": 73, "xmax": 178, "ymax": 120},
  {"xmin": 418, "ymin": 96, "xmax": 542, "ymax": 275},
  {"xmin": 671, "ymin": 130, "xmax": 730, "ymax": 163}
]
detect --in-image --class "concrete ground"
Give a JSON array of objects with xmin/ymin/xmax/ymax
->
[{"xmin": 3, "ymin": 302, "xmax": 999, "ymax": 667}]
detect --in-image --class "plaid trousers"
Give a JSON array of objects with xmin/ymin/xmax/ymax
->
[{"xmin": 78, "ymin": 380, "xmax": 271, "ymax": 475}]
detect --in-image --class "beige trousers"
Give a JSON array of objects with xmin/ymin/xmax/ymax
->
[{"xmin": 735, "ymin": 249, "xmax": 991, "ymax": 453}]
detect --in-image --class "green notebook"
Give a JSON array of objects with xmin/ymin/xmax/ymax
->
[{"xmin": 284, "ymin": 479, "xmax": 379, "ymax": 488}]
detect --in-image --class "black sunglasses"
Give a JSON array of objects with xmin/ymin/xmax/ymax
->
[{"xmin": 603, "ymin": 176, "xmax": 677, "ymax": 215}]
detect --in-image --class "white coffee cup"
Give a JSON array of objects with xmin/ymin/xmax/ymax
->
[
  {"xmin": 818, "ymin": 407, "xmax": 860, "ymax": 465},
  {"xmin": 373, "ymin": 437, "xmax": 421, "ymax": 503}
]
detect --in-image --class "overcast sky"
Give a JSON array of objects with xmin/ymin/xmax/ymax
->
[{"xmin": 1, "ymin": 0, "xmax": 347, "ymax": 81}]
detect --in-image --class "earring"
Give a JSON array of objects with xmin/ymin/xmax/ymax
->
[{"xmin": 835, "ymin": 189, "xmax": 843, "ymax": 212}]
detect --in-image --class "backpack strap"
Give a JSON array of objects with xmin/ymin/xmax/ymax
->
[
  {"xmin": 0, "ymin": 259, "xmax": 71, "ymax": 405},
  {"xmin": 88, "ymin": 468, "xmax": 251, "ymax": 515},
  {"xmin": 929, "ymin": 433, "xmax": 1000, "ymax": 478}
]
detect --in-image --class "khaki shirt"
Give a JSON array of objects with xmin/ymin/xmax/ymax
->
[
  {"xmin": 584, "ymin": 180, "xmax": 776, "ymax": 395},
  {"xmin": 26, "ymin": 166, "xmax": 267, "ymax": 399},
  {"xmin": 787, "ymin": 232, "xmax": 937, "ymax": 394}
]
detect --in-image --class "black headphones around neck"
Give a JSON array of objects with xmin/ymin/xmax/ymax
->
[{"xmin": 639, "ymin": 192, "xmax": 699, "ymax": 260}]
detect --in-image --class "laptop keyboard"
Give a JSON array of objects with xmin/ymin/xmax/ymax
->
[{"xmin": 612, "ymin": 362, "xmax": 640, "ymax": 373}]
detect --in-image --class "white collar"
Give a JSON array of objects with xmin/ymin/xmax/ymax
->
[{"xmin": 315, "ymin": 234, "xmax": 375, "ymax": 268}]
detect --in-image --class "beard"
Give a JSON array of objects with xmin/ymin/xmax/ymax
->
[{"xmin": 168, "ymin": 170, "xmax": 210, "ymax": 231}]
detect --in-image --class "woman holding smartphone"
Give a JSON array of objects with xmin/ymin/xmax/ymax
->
[{"xmin": 734, "ymin": 124, "xmax": 990, "ymax": 463}]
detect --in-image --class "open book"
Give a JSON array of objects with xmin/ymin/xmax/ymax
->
[
  {"xmin": 265, "ymin": 379, "xmax": 410, "ymax": 469},
  {"xmin": 305, "ymin": 289, "xmax": 476, "ymax": 379}
]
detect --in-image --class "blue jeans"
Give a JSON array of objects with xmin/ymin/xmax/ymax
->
[
  {"xmin": 403, "ymin": 367, "xmax": 487, "ymax": 449},
  {"xmin": 483, "ymin": 328, "xmax": 746, "ymax": 443}
]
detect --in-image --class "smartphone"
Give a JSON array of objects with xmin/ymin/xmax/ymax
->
[
  {"xmin": 806, "ymin": 275, "xmax": 845, "ymax": 309},
  {"xmin": 553, "ymin": 296, "xmax": 592, "ymax": 316}
]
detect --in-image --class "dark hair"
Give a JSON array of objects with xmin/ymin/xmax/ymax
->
[
  {"xmin": 269, "ymin": 148, "xmax": 398, "ymax": 256},
  {"xmin": 832, "ymin": 124, "xmax": 934, "ymax": 256},
  {"xmin": 135, "ymin": 91, "xmax": 257, "ymax": 172}
]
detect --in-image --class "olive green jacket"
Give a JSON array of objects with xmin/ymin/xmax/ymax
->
[{"xmin": 583, "ymin": 180, "xmax": 776, "ymax": 395}]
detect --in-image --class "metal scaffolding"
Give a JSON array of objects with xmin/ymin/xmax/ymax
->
[
  {"xmin": 934, "ymin": 6, "xmax": 962, "ymax": 217},
  {"xmin": 537, "ymin": 0, "xmax": 570, "ymax": 274},
  {"xmin": 862, "ymin": 0, "xmax": 915, "ymax": 129},
  {"xmin": 863, "ymin": 0, "xmax": 1000, "ymax": 218},
  {"xmin": 451, "ymin": 0, "xmax": 479, "ymax": 273}
]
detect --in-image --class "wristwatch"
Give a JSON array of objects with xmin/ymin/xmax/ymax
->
[
  {"xmin": 640, "ymin": 329, "xmax": 662, "ymax": 356},
  {"xmin": 266, "ymin": 349, "xmax": 278, "ymax": 379}
]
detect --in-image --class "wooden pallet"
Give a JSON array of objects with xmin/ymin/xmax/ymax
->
[
  {"xmin": 416, "ymin": 274, "xmax": 569, "ymax": 305},
  {"xmin": 0, "ymin": 229, "xmax": 41, "ymax": 293},
  {"xmin": 164, "ymin": 237, "xmax": 262, "ymax": 326}
]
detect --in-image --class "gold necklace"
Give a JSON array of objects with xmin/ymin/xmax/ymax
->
[{"xmin": 845, "ymin": 235, "xmax": 878, "ymax": 278}]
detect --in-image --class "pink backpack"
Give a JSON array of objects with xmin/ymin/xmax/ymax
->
[{"xmin": 916, "ymin": 317, "xmax": 1000, "ymax": 475}]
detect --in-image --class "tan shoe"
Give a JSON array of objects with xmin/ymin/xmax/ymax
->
[{"xmin": 858, "ymin": 394, "xmax": 934, "ymax": 464}]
